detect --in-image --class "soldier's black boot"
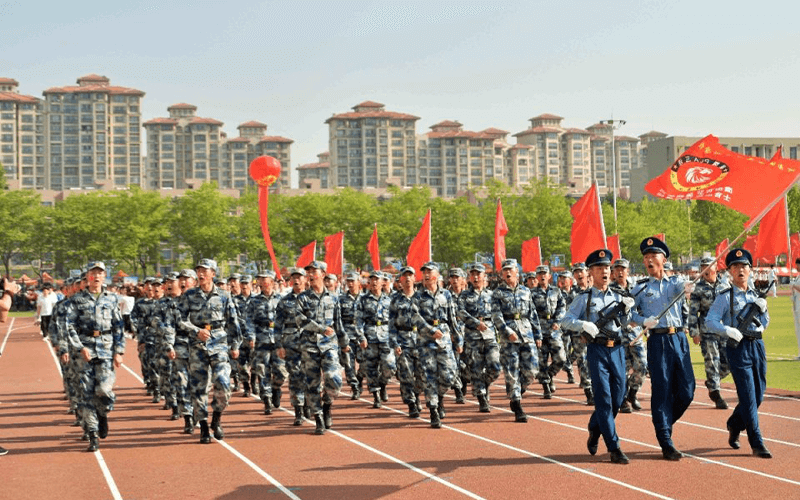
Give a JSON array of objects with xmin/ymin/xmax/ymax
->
[
  {"xmin": 380, "ymin": 383, "xmax": 388, "ymax": 402},
  {"xmin": 263, "ymin": 398, "xmax": 272, "ymax": 416},
  {"xmin": 610, "ymin": 449, "xmax": 629, "ymax": 464},
  {"xmin": 322, "ymin": 403, "xmax": 332, "ymax": 429},
  {"xmin": 542, "ymin": 383, "xmax": 552, "ymax": 400},
  {"xmin": 303, "ymin": 403, "xmax": 312, "ymax": 419},
  {"xmin": 242, "ymin": 378, "xmax": 251, "ymax": 398},
  {"xmin": 350, "ymin": 384, "xmax": 359, "ymax": 400},
  {"xmin": 710, "ymin": 390, "xmax": 728, "ymax": 410},
  {"xmin": 727, "ymin": 422, "xmax": 740, "ymax": 449},
  {"xmin": 183, "ymin": 415, "xmax": 194, "ymax": 434},
  {"xmin": 549, "ymin": 380, "xmax": 556, "ymax": 394},
  {"xmin": 98, "ymin": 415, "xmax": 108, "ymax": 439},
  {"xmin": 437, "ymin": 395, "xmax": 446, "ymax": 419},
  {"xmin": 585, "ymin": 388, "xmax": 595, "ymax": 406},
  {"xmin": 430, "ymin": 407, "xmax": 442, "ymax": 429},
  {"xmin": 628, "ymin": 388, "xmax": 641, "ymax": 410},
  {"xmin": 618, "ymin": 399, "xmax": 632, "ymax": 413},
  {"xmin": 272, "ymin": 388, "xmax": 282, "ymax": 409},
  {"xmin": 210, "ymin": 411, "xmax": 224, "ymax": 440},
  {"xmin": 454, "ymin": 386, "xmax": 465, "ymax": 404},
  {"xmin": 251, "ymin": 373, "xmax": 259, "ymax": 397},
  {"xmin": 86, "ymin": 431, "xmax": 99, "ymax": 452},
  {"xmin": 414, "ymin": 393, "xmax": 422, "ymax": 414},
  {"xmin": 567, "ymin": 371, "xmax": 575, "ymax": 384},
  {"xmin": 587, "ymin": 428, "xmax": 600, "ymax": 455},
  {"xmin": 314, "ymin": 414, "xmax": 325, "ymax": 435},
  {"xmin": 199, "ymin": 420, "xmax": 211, "ymax": 444},
  {"xmin": 477, "ymin": 394, "xmax": 490, "ymax": 413},
  {"xmin": 293, "ymin": 406, "xmax": 303, "ymax": 426},
  {"xmin": 511, "ymin": 399, "xmax": 528, "ymax": 423},
  {"xmin": 373, "ymin": 391, "xmax": 382, "ymax": 409},
  {"xmin": 170, "ymin": 405, "xmax": 180, "ymax": 420},
  {"xmin": 152, "ymin": 389, "xmax": 161, "ymax": 404},
  {"xmin": 408, "ymin": 402, "xmax": 420, "ymax": 418}
]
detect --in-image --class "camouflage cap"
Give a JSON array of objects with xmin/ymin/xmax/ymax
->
[
  {"xmin": 289, "ymin": 267, "xmax": 307, "ymax": 276},
  {"xmin": 612, "ymin": 258, "xmax": 629, "ymax": 269},
  {"xmin": 535, "ymin": 265, "xmax": 550, "ymax": 274},
  {"xmin": 227, "ymin": 273, "xmax": 242, "ymax": 282},
  {"xmin": 420, "ymin": 261, "xmax": 439, "ymax": 271},
  {"xmin": 344, "ymin": 272, "xmax": 359, "ymax": 281},
  {"xmin": 240, "ymin": 274, "xmax": 253, "ymax": 284},
  {"xmin": 195, "ymin": 258, "xmax": 218, "ymax": 273},
  {"xmin": 468, "ymin": 262, "xmax": 485, "ymax": 273},
  {"xmin": 501, "ymin": 258, "xmax": 518, "ymax": 270},
  {"xmin": 87, "ymin": 261, "xmax": 106, "ymax": 271},
  {"xmin": 571, "ymin": 263, "xmax": 587, "ymax": 272},
  {"xmin": 400, "ymin": 266, "xmax": 416, "ymax": 276},
  {"xmin": 448, "ymin": 267, "xmax": 466, "ymax": 278},
  {"xmin": 256, "ymin": 270, "xmax": 276, "ymax": 279},
  {"xmin": 304, "ymin": 260, "xmax": 327, "ymax": 272},
  {"xmin": 179, "ymin": 269, "xmax": 197, "ymax": 280},
  {"xmin": 165, "ymin": 272, "xmax": 180, "ymax": 281}
]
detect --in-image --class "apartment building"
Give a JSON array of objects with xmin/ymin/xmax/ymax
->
[
  {"xmin": 0, "ymin": 78, "xmax": 43, "ymax": 188},
  {"xmin": 298, "ymin": 151, "xmax": 330, "ymax": 189}
]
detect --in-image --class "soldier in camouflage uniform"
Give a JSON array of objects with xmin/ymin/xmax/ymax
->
[
  {"xmin": 389, "ymin": 266, "xmax": 423, "ymax": 417},
  {"xmin": 339, "ymin": 272, "xmax": 364, "ymax": 399},
  {"xmin": 246, "ymin": 270, "xmax": 284, "ymax": 415},
  {"xmin": 131, "ymin": 277, "xmax": 159, "ymax": 400},
  {"xmin": 448, "ymin": 267, "xmax": 469, "ymax": 404},
  {"xmin": 294, "ymin": 261, "xmax": 348, "ymax": 435},
  {"xmin": 169, "ymin": 269, "xmax": 197, "ymax": 434},
  {"xmin": 572, "ymin": 263, "xmax": 590, "ymax": 292},
  {"xmin": 153, "ymin": 274, "xmax": 181, "ymax": 420},
  {"xmin": 52, "ymin": 278, "xmax": 83, "ymax": 425},
  {"xmin": 64, "ymin": 262, "xmax": 125, "ymax": 452},
  {"xmin": 532, "ymin": 265, "xmax": 567, "ymax": 399},
  {"xmin": 491, "ymin": 259, "xmax": 541, "ymax": 423},
  {"xmin": 356, "ymin": 271, "xmax": 394, "ymax": 409},
  {"xmin": 610, "ymin": 259, "xmax": 648, "ymax": 413},
  {"xmin": 558, "ymin": 271, "xmax": 578, "ymax": 385},
  {"xmin": 230, "ymin": 274, "xmax": 256, "ymax": 397},
  {"xmin": 689, "ymin": 256, "xmax": 730, "ymax": 410},
  {"xmin": 457, "ymin": 262, "xmax": 500, "ymax": 413},
  {"xmin": 411, "ymin": 262, "xmax": 463, "ymax": 429},
  {"xmin": 177, "ymin": 259, "xmax": 242, "ymax": 444},
  {"xmin": 276, "ymin": 268, "xmax": 308, "ymax": 424}
]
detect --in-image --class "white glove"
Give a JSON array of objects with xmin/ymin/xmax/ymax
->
[
  {"xmin": 724, "ymin": 326, "xmax": 743, "ymax": 343},
  {"xmin": 621, "ymin": 296, "xmax": 635, "ymax": 312},
  {"xmin": 754, "ymin": 298, "xmax": 767, "ymax": 313},
  {"xmin": 684, "ymin": 282, "xmax": 696, "ymax": 294},
  {"xmin": 582, "ymin": 322, "xmax": 599, "ymax": 338},
  {"xmin": 643, "ymin": 316, "xmax": 659, "ymax": 329}
]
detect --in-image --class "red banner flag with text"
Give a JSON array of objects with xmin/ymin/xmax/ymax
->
[
  {"xmin": 570, "ymin": 183, "xmax": 606, "ymax": 264},
  {"xmin": 715, "ymin": 238, "xmax": 729, "ymax": 271},
  {"xmin": 754, "ymin": 197, "xmax": 788, "ymax": 262},
  {"xmin": 645, "ymin": 135, "xmax": 800, "ymax": 228},
  {"xmin": 296, "ymin": 241, "xmax": 317, "ymax": 268},
  {"xmin": 324, "ymin": 231, "xmax": 344, "ymax": 276},
  {"xmin": 606, "ymin": 234, "xmax": 621, "ymax": 260},
  {"xmin": 521, "ymin": 237, "xmax": 542, "ymax": 272},
  {"xmin": 407, "ymin": 209, "xmax": 431, "ymax": 280},
  {"xmin": 367, "ymin": 224, "xmax": 380, "ymax": 271},
  {"xmin": 494, "ymin": 200, "xmax": 509, "ymax": 272}
]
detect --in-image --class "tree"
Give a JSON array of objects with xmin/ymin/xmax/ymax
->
[
  {"xmin": 171, "ymin": 183, "xmax": 238, "ymax": 266},
  {"xmin": 0, "ymin": 188, "xmax": 42, "ymax": 277},
  {"xmin": 110, "ymin": 187, "xmax": 172, "ymax": 277}
]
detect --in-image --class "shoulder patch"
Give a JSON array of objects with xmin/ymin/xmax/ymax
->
[{"xmin": 635, "ymin": 278, "xmax": 649, "ymax": 285}]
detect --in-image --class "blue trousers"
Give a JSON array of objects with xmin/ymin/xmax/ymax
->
[
  {"xmin": 647, "ymin": 333, "xmax": 696, "ymax": 448},
  {"xmin": 726, "ymin": 339, "xmax": 767, "ymax": 449},
  {"xmin": 587, "ymin": 343, "xmax": 626, "ymax": 452}
]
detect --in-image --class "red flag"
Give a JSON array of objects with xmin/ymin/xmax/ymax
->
[
  {"xmin": 407, "ymin": 209, "xmax": 431, "ymax": 280},
  {"xmin": 645, "ymin": 135, "xmax": 800, "ymax": 228},
  {"xmin": 715, "ymin": 238, "xmax": 729, "ymax": 271},
  {"xmin": 606, "ymin": 234, "xmax": 621, "ymax": 260},
  {"xmin": 324, "ymin": 231, "xmax": 344, "ymax": 276},
  {"xmin": 654, "ymin": 233, "xmax": 665, "ymax": 242},
  {"xmin": 570, "ymin": 183, "xmax": 606, "ymax": 264},
  {"xmin": 743, "ymin": 234, "xmax": 758, "ymax": 258},
  {"xmin": 754, "ymin": 197, "xmax": 788, "ymax": 262},
  {"xmin": 791, "ymin": 233, "xmax": 800, "ymax": 264},
  {"xmin": 521, "ymin": 237, "xmax": 542, "ymax": 272},
  {"xmin": 296, "ymin": 241, "xmax": 316, "ymax": 268},
  {"xmin": 494, "ymin": 200, "xmax": 509, "ymax": 272},
  {"xmin": 367, "ymin": 224, "xmax": 380, "ymax": 271}
]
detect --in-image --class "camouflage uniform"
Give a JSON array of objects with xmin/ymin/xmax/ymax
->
[
  {"xmin": 170, "ymin": 290, "xmax": 195, "ymax": 421},
  {"xmin": 457, "ymin": 285, "xmax": 500, "ymax": 399},
  {"xmin": 389, "ymin": 289, "xmax": 422, "ymax": 407},
  {"xmin": 131, "ymin": 295, "xmax": 159, "ymax": 393},
  {"xmin": 246, "ymin": 289, "xmax": 284, "ymax": 407},
  {"xmin": 339, "ymin": 289, "xmax": 364, "ymax": 393},
  {"xmin": 531, "ymin": 284, "xmax": 567, "ymax": 393},
  {"xmin": 355, "ymin": 289, "xmax": 395, "ymax": 403},
  {"xmin": 689, "ymin": 277, "xmax": 730, "ymax": 398},
  {"xmin": 49, "ymin": 294, "xmax": 78, "ymax": 413},
  {"xmin": 233, "ymin": 291, "xmax": 254, "ymax": 394},
  {"xmin": 560, "ymin": 285, "xmax": 580, "ymax": 382},
  {"xmin": 153, "ymin": 294, "xmax": 179, "ymax": 413},
  {"xmin": 275, "ymin": 290, "xmax": 305, "ymax": 408}
]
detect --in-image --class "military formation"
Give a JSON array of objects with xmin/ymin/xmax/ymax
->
[{"xmin": 43, "ymin": 236, "xmax": 774, "ymax": 463}]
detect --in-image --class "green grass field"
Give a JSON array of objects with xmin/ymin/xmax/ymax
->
[{"xmin": 689, "ymin": 296, "xmax": 800, "ymax": 392}]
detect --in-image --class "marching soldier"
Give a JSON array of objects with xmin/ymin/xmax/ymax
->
[
  {"xmin": 154, "ymin": 273, "xmax": 181, "ymax": 420},
  {"xmin": 389, "ymin": 266, "xmax": 423, "ymax": 417},
  {"xmin": 531, "ymin": 265, "xmax": 566, "ymax": 399},
  {"xmin": 610, "ymin": 259, "xmax": 647, "ymax": 413},
  {"xmin": 448, "ymin": 267, "xmax": 468, "ymax": 403},
  {"xmin": 276, "ymin": 268, "xmax": 308, "ymax": 424},
  {"xmin": 131, "ymin": 278, "xmax": 159, "ymax": 399},
  {"xmin": 355, "ymin": 271, "xmax": 393, "ymax": 409},
  {"xmin": 339, "ymin": 272, "xmax": 364, "ymax": 399},
  {"xmin": 246, "ymin": 270, "xmax": 284, "ymax": 415},
  {"xmin": 170, "ymin": 269, "xmax": 197, "ymax": 434}
]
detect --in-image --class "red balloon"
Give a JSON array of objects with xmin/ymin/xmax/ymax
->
[{"xmin": 249, "ymin": 156, "xmax": 282, "ymax": 187}]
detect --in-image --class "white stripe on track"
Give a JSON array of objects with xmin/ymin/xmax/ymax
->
[
  {"xmin": 42, "ymin": 337, "xmax": 123, "ymax": 500},
  {"xmin": 0, "ymin": 317, "xmax": 15, "ymax": 355}
]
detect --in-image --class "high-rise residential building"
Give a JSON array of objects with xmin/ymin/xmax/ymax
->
[
  {"xmin": 513, "ymin": 113, "xmax": 568, "ymax": 186},
  {"xmin": 0, "ymin": 78, "xmax": 43, "ymax": 188},
  {"xmin": 325, "ymin": 101, "xmax": 419, "ymax": 189},
  {"xmin": 42, "ymin": 74, "xmax": 144, "ymax": 190},
  {"xmin": 298, "ymin": 151, "xmax": 330, "ymax": 189},
  {"xmin": 222, "ymin": 121, "xmax": 293, "ymax": 191}
]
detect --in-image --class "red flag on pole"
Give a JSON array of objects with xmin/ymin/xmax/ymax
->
[
  {"xmin": 606, "ymin": 234, "xmax": 621, "ymax": 260},
  {"xmin": 753, "ymin": 197, "xmax": 788, "ymax": 262},
  {"xmin": 791, "ymin": 233, "xmax": 800, "ymax": 264},
  {"xmin": 570, "ymin": 183, "xmax": 606, "ymax": 264},
  {"xmin": 367, "ymin": 224, "xmax": 380, "ymax": 271},
  {"xmin": 407, "ymin": 209, "xmax": 431, "ymax": 280},
  {"xmin": 296, "ymin": 241, "xmax": 317, "ymax": 268},
  {"xmin": 324, "ymin": 231, "xmax": 344, "ymax": 276},
  {"xmin": 743, "ymin": 234, "xmax": 758, "ymax": 258},
  {"xmin": 521, "ymin": 237, "xmax": 542, "ymax": 272},
  {"xmin": 645, "ymin": 135, "xmax": 800, "ymax": 228},
  {"xmin": 715, "ymin": 238, "xmax": 729, "ymax": 271},
  {"xmin": 494, "ymin": 200, "xmax": 509, "ymax": 272}
]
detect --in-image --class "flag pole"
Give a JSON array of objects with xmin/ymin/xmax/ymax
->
[
  {"xmin": 428, "ymin": 208, "xmax": 432, "ymax": 262},
  {"xmin": 785, "ymin": 197, "xmax": 793, "ymax": 280}
]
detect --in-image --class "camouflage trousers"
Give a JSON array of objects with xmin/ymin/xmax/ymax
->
[
  {"xmin": 500, "ymin": 341, "xmax": 538, "ymax": 401},
  {"xmin": 172, "ymin": 356, "xmax": 193, "ymax": 416},
  {"xmin": 396, "ymin": 345, "xmax": 423, "ymax": 404},
  {"xmin": 364, "ymin": 342, "xmax": 396, "ymax": 392},
  {"xmin": 418, "ymin": 339, "xmax": 457, "ymax": 409},
  {"xmin": 283, "ymin": 345, "xmax": 306, "ymax": 408},
  {"xmin": 301, "ymin": 346, "xmax": 342, "ymax": 415},
  {"xmin": 235, "ymin": 343, "xmax": 253, "ymax": 385},
  {"xmin": 156, "ymin": 349, "xmax": 177, "ymax": 407},
  {"xmin": 624, "ymin": 338, "xmax": 648, "ymax": 392},
  {"xmin": 64, "ymin": 351, "xmax": 82, "ymax": 412},
  {"xmin": 341, "ymin": 338, "xmax": 364, "ymax": 386},
  {"xmin": 188, "ymin": 348, "xmax": 231, "ymax": 422},
  {"xmin": 253, "ymin": 343, "xmax": 288, "ymax": 402},
  {"xmin": 76, "ymin": 357, "xmax": 116, "ymax": 433},
  {"xmin": 139, "ymin": 342, "xmax": 159, "ymax": 389},
  {"xmin": 566, "ymin": 333, "xmax": 592, "ymax": 389},
  {"xmin": 700, "ymin": 333, "xmax": 730, "ymax": 391},
  {"xmin": 537, "ymin": 334, "xmax": 567, "ymax": 384},
  {"xmin": 464, "ymin": 337, "xmax": 500, "ymax": 397}
]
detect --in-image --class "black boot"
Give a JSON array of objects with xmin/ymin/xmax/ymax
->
[
  {"xmin": 373, "ymin": 391, "xmax": 382, "ymax": 409},
  {"xmin": 727, "ymin": 423, "xmax": 740, "ymax": 449},
  {"xmin": 710, "ymin": 390, "xmax": 728, "ymax": 410},
  {"xmin": 98, "ymin": 415, "xmax": 108, "ymax": 439},
  {"xmin": 350, "ymin": 384, "xmax": 359, "ymax": 400},
  {"xmin": 430, "ymin": 407, "xmax": 442, "ymax": 429},
  {"xmin": 567, "ymin": 372, "xmax": 575, "ymax": 384},
  {"xmin": 510, "ymin": 399, "xmax": 528, "ymax": 423},
  {"xmin": 380, "ymin": 384, "xmax": 388, "ymax": 402},
  {"xmin": 242, "ymin": 378, "xmax": 251, "ymax": 398},
  {"xmin": 293, "ymin": 406, "xmax": 303, "ymax": 426},
  {"xmin": 610, "ymin": 449, "xmax": 630, "ymax": 464},
  {"xmin": 454, "ymin": 386, "xmax": 465, "ymax": 404},
  {"xmin": 251, "ymin": 373, "xmax": 259, "ymax": 397},
  {"xmin": 542, "ymin": 383, "xmax": 552, "ymax": 400},
  {"xmin": 86, "ymin": 431, "xmax": 99, "ymax": 452},
  {"xmin": 628, "ymin": 388, "xmax": 641, "ymax": 410},
  {"xmin": 437, "ymin": 395, "xmax": 446, "ymax": 419},
  {"xmin": 152, "ymin": 390, "xmax": 161, "ymax": 404},
  {"xmin": 314, "ymin": 414, "xmax": 325, "ymax": 435},
  {"xmin": 549, "ymin": 380, "xmax": 556, "ymax": 394},
  {"xmin": 170, "ymin": 406, "xmax": 180, "ymax": 420},
  {"xmin": 414, "ymin": 393, "xmax": 422, "ymax": 414},
  {"xmin": 272, "ymin": 388, "xmax": 282, "ymax": 409},
  {"xmin": 585, "ymin": 388, "xmax": 595, "ymax": 406},
  {"xmin": 477, "ymin": 394, "xmax": 490, "ymax": 413},
  {"xmin": 322, "ymin": 403, "xmax": 332, "ymax": 429},
  {"xmin": 199, "ymin": 420, "xmax": 211, "ymax": 444},
  {"xmin": 618, "ymin": 399, "xmax": 632, "ymax": 414},
  {"xmin": 263, "ymin": 398, "xmax": 272, "ymax": 416},
  {"xmin": 303, "ymin": 403, "xmax": 312, "ymax": 419},
  {"xmin": 184, "ymin": 415, "xmax": 194, "ymax": 434},
  {"xmin": 587, "ymin": 429, "xmax": 600, "ymax": 455},
  {"xmin": 408, "ymin": 402, "xmax": 420, "ymax": 418},
  {"xmin": 210, "ymin": 411, "xmax": 224, "ymax": 440}
]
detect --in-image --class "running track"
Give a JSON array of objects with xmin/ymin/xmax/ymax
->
[{"xmin": 2, "ymin": 317, "xmax": 799, "ymax": 499}]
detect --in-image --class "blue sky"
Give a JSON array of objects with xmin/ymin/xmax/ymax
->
[{"xmin": 3, "ymin": 0, "xmax": 800, "ymax": 186}]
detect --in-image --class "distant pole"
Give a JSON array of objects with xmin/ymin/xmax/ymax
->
[{"xmin": 601, "ymin": 119, "xmax": 626, "ymax": 235}]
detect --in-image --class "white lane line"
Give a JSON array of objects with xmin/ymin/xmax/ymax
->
[
  {"xmin": 0, "ymin": 317, "xmax": 15, "ymax": 355},
  {"xmin": 120, "ymin": 364, "xmax": 300, "ymax": 499},
  {"xmin": 43, "ymin": 336, "xmax": 123, "ymax": 500}
]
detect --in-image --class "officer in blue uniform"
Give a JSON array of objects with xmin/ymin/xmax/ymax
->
[
  {"xmin": 705, "ymin": 248, "xmax": 772, "ymax": 458},
  {"xmin": 562, "ymin": 249, "xmax": 633, "ymax": 464},
  {"xmin": 630, "ymin": 237, "xmax": 695, "ymax": 461}
]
